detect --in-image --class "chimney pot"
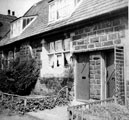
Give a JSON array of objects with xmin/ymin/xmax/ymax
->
[
  {"xmin": 8, "ymin": 10, "xmax": 11, "ymax": 15},
  {"xmin": 12, "ymin": 11, "xmax": 15, "ymax": 16}
]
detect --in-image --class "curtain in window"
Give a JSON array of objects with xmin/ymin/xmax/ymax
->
[
  {"xmin": 49, "ymin": 55, "xmax": 54, "ymax": 68},
  {"xmin": 57, "ymin": 54, "xmax": 62, "ymax": 67}
]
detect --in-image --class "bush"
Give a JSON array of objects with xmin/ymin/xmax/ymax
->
[
  {"xmin": 39, "ymin": 65, "xmax": 74, "ymax": 96},
  {"xmin": 0, "ymin": 58, "xmax": 39, "ymax": 95}
]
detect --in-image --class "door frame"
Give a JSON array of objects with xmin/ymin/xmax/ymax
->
[{"xmin": 102, "ymin": 49, "xmax": 115, "ymax": 99}]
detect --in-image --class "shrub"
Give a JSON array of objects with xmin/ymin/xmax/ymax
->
[
  {"xmin": 39, "ymin": 65, "xmax": 74, "ymax": 96},
  {"xmin": 0, "ymin": 58, "xmax": 39, "ymax": 95}
]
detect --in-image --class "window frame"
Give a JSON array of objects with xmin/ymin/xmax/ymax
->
[
  {"xmin": 49, "ymin": 1, "xmax": 56, "ymax": 22},
  {"xmin": 47, "ymin": 38, "xmax": 71, "ymax": 68},
  {"xmin": 48, "ymin": 0, "xmax": 82, "ymax": 23},
  {"xmin": 10, "ymin": 16, "xmax": 37, "ymax": 38}
]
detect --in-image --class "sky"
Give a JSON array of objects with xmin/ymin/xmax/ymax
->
[{"xmin": 0, "ymin": 0, "xmax": 42, "ymax": 17}]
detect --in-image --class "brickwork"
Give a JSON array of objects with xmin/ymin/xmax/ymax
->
[
  {"xmin": 89, "ymin": 53, "xmax": 101, "ymax": 100},
  {"xmin": 72, "ymin": 16, "xmax": 126, "ymax": 51}
]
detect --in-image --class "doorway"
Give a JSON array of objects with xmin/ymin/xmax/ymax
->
[
  {"xmin": 105, "ymin": 50, "xmax": 115, "ymax": 98},
  {"xmin": 76, "ymin": 53, "xmax": 89, "ymax": 101}
]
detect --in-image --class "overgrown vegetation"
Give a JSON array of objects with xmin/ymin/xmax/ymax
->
[
  {"xmin": 39, "ymin": 65, "xmax": 74, "ymax": 96},
  {"xmin": 69, "ymin": 103, "xmax": 129, "ymax": 120},
  {"xmin": 0, "ymin": 58, "xmax": 39, "ymax": 95}
]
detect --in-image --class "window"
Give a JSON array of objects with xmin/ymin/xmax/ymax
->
[
  {"xmin": 64, "ymin": 53, "xmax": 71, "ymax": 66},
  {"xmin": 57, "ymin": 54, "xmax": 62, "ymax": 67},
  {"xmin": 48, "ymin": 38, "xmax": 71, "ymax": 68},
  {"xmin": 49, "ymin": 2, "xmax": 56, "ymax": 22},
  {"xmin": 55, "ymin": 40, "xmax": 63, "ymax": 52},
  {"xmin": 75, "ymin": 0, "xmax": 81, "ymax": 5},
  {"xmin": 49, "ymin": 0, "xmax": 81, "ymax": 22},
  {"xmin": 10, "ymin": 16, "xmax": 36, "ymax": 38},
  {"xmin": 49, "ymin": 42, "xmax": 55, "ymax": 53},
  {"xmin": 22, "ymin": 17, "xmax": 34, "ymax": 29},
  {"xmin": 49, "ymin": 55, "xmax": 54, "ymax": 68},
  {"xmin": 56, "ymin": 0, "xmax": 74, "ymax": 19},
  {"xmin": 64, "ymin": 38, "xmax": 70, "ymax": 51}
]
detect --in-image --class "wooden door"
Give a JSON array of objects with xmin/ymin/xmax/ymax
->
[
  {"xmin": 76, "ymin": 53, "xmax": 89, "ymax": 101},
  {"xmin": 106, "ymin": 51, "xmax": 115, "ymax": 98}
]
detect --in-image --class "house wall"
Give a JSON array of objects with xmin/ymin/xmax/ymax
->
[
  {"xmin": 0, "ymin": 7, "xmax": 128, "ymax": 104},
  {"xmin": 0, "ymin": 38, "xmax": 42, "ymax": 71},
  {"xmin": 72, "ymin": 16, "xmax": 126, "ymax": 51},
  {"xmin": 40, "ymin": 37, "xmax": 72, "ymax": 78},
  {"xmin": 71, "ymin": 14, "xmax": 128, "ymax": 103}
]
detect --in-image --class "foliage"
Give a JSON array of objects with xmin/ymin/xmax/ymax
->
[
  {"xmin": 0, "ymin": 87, "xmax": 70, "ymax": 114},
  {"xmin": 0, "ymin": 58, "xmax": 39, "ymax": 95},
  {"xmin": 39, "ymin": 65, "xmax": 74, "ymax": 96}
]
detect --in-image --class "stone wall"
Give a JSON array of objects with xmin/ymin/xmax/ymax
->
[
  {"xmin": 72, "ymin": 16, "xmax": 127, "ymax": 52},
  {"xmin": 89, "ymin": 52, "xmax": 101, "ymax": 100},
  {"xmin": 72, "ymin": 15, "xmax": 128, "ymax": 103}
]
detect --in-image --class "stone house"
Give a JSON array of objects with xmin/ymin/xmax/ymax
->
[{"xmin": 0, "ymin": 0, "xmax": 128, "ymax": 105}]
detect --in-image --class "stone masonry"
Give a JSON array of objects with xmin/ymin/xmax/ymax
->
[
  {"xmin": 72, "ymin": 16, "xmax": 126, "ymax": 51},
  {"xmin": 89, "ymin": 52, "xmax": 101, "ymax": 100},
  {"xmin": 72, "ymin": 15, "xmax": 128, "ymax": 103}
]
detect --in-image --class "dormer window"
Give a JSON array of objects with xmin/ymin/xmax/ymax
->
[
  {"xmin": 10, "ymin": 16, "xmax": 36, "ymax": 38},
  {"xmin": 22, "ymin": 17, "xmax": 34, "ymax": 29},
  {"xmin": 49, "ymin": 0, "xmax": 81, "ymax": 23}
]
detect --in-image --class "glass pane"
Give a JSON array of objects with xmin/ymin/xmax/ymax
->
[
  {"xmin": 23, "ymin": 19, "xmax": 26, "ymax": 29},
  {"xmin": 57, "ymin": 54, "xmax": 62, "ymax": 67},
  {"xmin": 49, "ymin": 55, "xmax": 54, "ymax": 68}
]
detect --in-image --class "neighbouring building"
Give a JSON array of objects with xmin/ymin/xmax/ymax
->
[
  {"xmin": 0, "ymin": 10, "xmax": 16, "ymax": 40},
  {"xmin": 0, "ymin": 0, "xmax": 128, "ymax": 106}
]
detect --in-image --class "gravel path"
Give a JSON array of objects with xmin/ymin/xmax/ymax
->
[
  {"xmin": 0, "ymin": 109, "xmax": 41, "ymax": 120},
  {"xmin": 0, "ymin": 114, "xmax": 41, "ymax": 120},
  {"xmin": 28, "ymin": 106, "xmax": 68, "ymax": 120}
]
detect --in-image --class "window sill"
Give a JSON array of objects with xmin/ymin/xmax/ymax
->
[
  {"xmin": 47, "ymin": 50, "xmax": 70, "ymax": 55},
  {"xmin": 48, "ymin": 15, "xmax": 71, "ymax": 26}
]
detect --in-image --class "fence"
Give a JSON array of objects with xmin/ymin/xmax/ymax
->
[
  {"xmin": 0, "ymin": 86, "xmax": 70, "ymax": 114},
  {"xmin": 67, "ymin": 98, "xmax": 116, "ymax": 120}
]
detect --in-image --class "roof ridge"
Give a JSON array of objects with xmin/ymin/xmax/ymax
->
[
  {"xmin": 0, "ymin": 14, "xmax": 17, "ymax": 20},
  {"xmin": 23, "ymin": 0, "xmax": 44, "ymax": 17}
]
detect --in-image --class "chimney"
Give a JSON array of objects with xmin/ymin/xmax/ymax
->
[
  {"xmin": 12, "ymin": 11, "xmax": 15, "ymax": 16},
  {"xmin": 8, "ymin": 10, "xmax": 11, "ymax": 15}
]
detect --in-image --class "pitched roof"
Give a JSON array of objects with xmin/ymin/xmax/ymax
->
[
  {"xmin": 0, "ymin": 0, "xmax": 128, "ymax": 47},
  {"xmin": 0, "ymin": 14, "xmax": 16, "ymax": 21},
  {"xmin": 0, "ymin": 14, "xmax": 17, "ymax": 39}
]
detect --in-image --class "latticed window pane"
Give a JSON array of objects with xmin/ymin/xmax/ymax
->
[
  {"xmin": 49, "ymin": 55, "xmax": 54, "ymax": 68},
  {"xmin": 49, "ymin": 42, "xmax": 55, "ymax": 53},
  {"xmin": 55, "ymin": 40, "xmax": 63, "ymax": 52},
  {"xmin": 49, "ymin": 2, "xmax": 56, "ymax": 22}
]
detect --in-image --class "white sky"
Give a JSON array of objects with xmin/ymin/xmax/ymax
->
[{"xmin": 0, "ymin": 0, "xmax": 42, "ymax": 17}]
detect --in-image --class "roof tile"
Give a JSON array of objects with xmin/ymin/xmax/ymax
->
[{"xmin": 0, "ymin": 0, "xmax": 128, "ymax": 46}]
